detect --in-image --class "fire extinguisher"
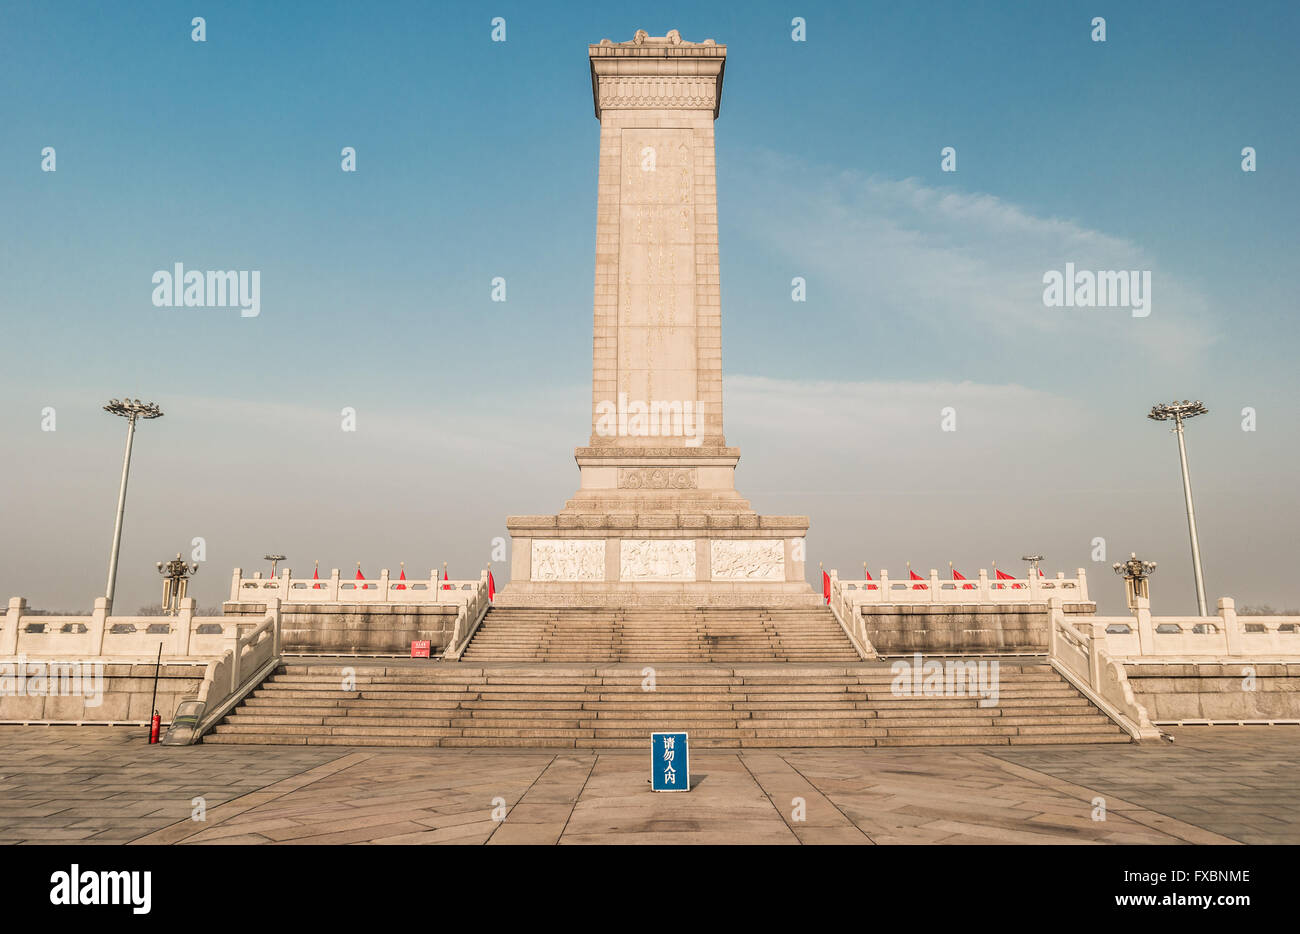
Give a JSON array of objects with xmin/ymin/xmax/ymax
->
[{"xmin": 150, "ymin": 712, "xmax": 161, "ymax": 744}]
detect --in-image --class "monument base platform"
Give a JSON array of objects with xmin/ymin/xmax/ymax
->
[
  {"xmin": 491, "ymin": 586, "xmax": 824, "ymax": 609},
  {"xmin": 503, "ymin": 509, "xmax": 814, "ymax": 608}
]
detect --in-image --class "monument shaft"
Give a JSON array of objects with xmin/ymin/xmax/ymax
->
[
  {"xmin": 502, "ymin": 31, "xmax": 814, "ymax": 607},
  {"xmin": 588, "ymin": 32, "xmax": 725, "ymax": 450}
]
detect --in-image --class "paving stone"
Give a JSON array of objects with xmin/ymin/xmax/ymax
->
[{"xmin": 0, "ymin": 725, "xmax": 1295, "ymax": 844}]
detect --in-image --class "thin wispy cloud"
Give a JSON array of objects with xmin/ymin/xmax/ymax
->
[{"xmin": 730, "ymin": 151, "xmax": 1219, "ymax": 364}]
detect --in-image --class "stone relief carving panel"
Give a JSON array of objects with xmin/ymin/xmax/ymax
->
[
  {"xmin": 620, "ymin": 539, "xmax": 697, "ymax": 582},
  {"xmin": 617, "ymin": 467, "xmax": 698, "ymax": 489},
  {"xmin": 710, "ymin": 540, "xmax": 785, "ymax": 581},
  {"xmin": 531, "ymin": 540, "xmax": 606, "ymax": 582}
]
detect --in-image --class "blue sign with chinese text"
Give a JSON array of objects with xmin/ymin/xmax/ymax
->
[{"xmin": 651, "ymin": 731, "xmax": 689, "ymax": 792}]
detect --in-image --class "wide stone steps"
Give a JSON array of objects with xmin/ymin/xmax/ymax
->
[
  {"xmin": 259, "ymin": 670, "xmax": 1068, "ymax": 684},
  {"xmin": 233, "ymin": 712, "xmax": 1088, "ymax": 731},
  {"xmin": 206, "ymin": 660, "xmax": 1131, "ymax": 748},
  {"xmin": 458, "ymin": 606, "xmax": 863, "ymax": 663},
  {"xmin": 243, "ymin": 688, "xmax": 1083, "ymax": 702}
]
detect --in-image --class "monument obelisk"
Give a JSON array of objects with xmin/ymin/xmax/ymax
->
[{"xmin": 502, "ymin": 30, "xmax": 815, "ymax": 607}]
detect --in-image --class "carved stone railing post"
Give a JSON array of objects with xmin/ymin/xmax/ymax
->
[
  {"xmin": 179, "ymin": 597, "xmax": 196, "ymax": 655},
  {"xmin": 91, "ymin": 597, "xmax": 110, "ymax": 655},
  {"xmin": 1133, "ymin": 595, "xmax": 1155, "ymax": 654},
  {"xmin": 1, "ymin": 597, "xmax": 23, "ymax": 655},
  {"xmin": 1220, "ymin": 597, "xmax": 1241, "ymax": 655},
  {"xmin": 267, "ymin": 597, "xmax": 282, "ymax": 658}
]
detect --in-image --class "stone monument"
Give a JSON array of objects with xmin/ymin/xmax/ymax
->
[{"xmin": 501, "ymin": 30, "xmax": 816, "ymax": 607}]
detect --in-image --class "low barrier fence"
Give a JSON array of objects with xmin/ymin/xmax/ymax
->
[
  {"xmin": 229, "ymin": 567, "xmax": 482, "ymax": 605},
  {"xmin": 442, "ymin": 573, "xmax": 493, "ymax": 660},
  {"xmin": 1046, "ymin": 600, "xmax": 1161, "ymax": 741},
  {"xmin": 3, "ymin": 596, "xmax": 244, "ymax": 659},
  {"xmin": 1091, "ymin": 597, "xmax": 1300, "ymax": 659},
  {"xmin": 174, "ymin": 602, "xmax": 283, "ymax": 743},
  {"xmin": 829, "ymin": 567, "xmax": 1090, "ymax": 608}
]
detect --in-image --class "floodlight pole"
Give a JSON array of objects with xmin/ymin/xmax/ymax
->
[
  {"xmin": 1172, "ymin": 413, "xmax": 1208, "ymax": 616},
  {"xmin": 105, "ymin": 415, "xmax": 137, "ymax": 604},
  {"xmin": 1148, "ymin": 400, "xmax": 1208, "ymax": 616},
  {"xmin": 103, "ymin": 399, "xmax": 164, "ymax": 605}
]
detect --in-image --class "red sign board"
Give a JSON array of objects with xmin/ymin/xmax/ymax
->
[{"xmin": 410, "ymin": 640, "xmax": 431, "ymax": 658}]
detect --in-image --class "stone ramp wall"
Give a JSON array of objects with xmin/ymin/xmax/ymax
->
[
  {"xmin": 1125, "ymin": 662, "xmax": 1300, "ymax": 722},
  {"xmin": 223, "ymin": 602, "xmax": 461, "ymax": 655},
  {"xmin": 862, "ymin": 604, "xmax": 1054, "ymax": 654},
  {"xmin": 0, "ymin": 662, "xmax": 206, "ymax": 724}
]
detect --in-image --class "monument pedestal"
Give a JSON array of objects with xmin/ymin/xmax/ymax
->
[
  {"xmin": 500, "ymin": 30, "xmax": 816, "ymax": 608},
  {"xmin": 498, "ymin": 519, "xmax": 815, "ymax": 607},
  {"xmin": 503, "ymin": 444, "xmax": 815, "ymax": 607}
]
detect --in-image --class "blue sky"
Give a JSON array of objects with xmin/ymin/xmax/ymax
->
[{"xmin": 1, "ymin": 0, "xmax": 1298, "ymax": 614}]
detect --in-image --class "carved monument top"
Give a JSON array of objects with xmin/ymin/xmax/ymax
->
[
  {"xmin": 588, "ymin": 30, "xmax": 726, "ymax": 130},
  {"xmin": 593, "ymin": 29, "xmax": 720, "ymax": 49}
]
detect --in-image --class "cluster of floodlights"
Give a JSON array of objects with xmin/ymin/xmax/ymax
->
[
  {"xmin": 1148, "ymin": 400, "xmax": 1208, "ymax": 423},
  {"xmin": 103, "ymin": 398, "xmax": 164, "ymax": 421}
]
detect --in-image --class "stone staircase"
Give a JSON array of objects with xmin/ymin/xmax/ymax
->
[
  {"xmin": 204, "ymin": 660, "xmax": 1132, "ymax": 748},
  {"xmin": 459, "ymin": 606, "xmax": 862, "ymax": 663}
]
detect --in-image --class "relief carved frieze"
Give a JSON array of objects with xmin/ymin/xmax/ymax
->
[
  {"xmin": 620, "ymin": 539, "xmax": 697, "ymax": 582},
  {"xmin": 710, "ymin": 540, "xmax": 785, "ymax": 581},
  {"xmin": 598, "ymin": 77, "xmax": 717, "ymax": 111},
  {"xmin": 531, "ymin": 540, "xmax": 606, "ymax": 582},
  {"xmin": 617, "ymin": 467, "xmax": 698, "ymax": 490}
]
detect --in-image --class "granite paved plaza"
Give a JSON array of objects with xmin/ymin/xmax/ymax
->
[{"xmin": 0, "ymin": 726, "xmax": 1295, "ymax": 844}]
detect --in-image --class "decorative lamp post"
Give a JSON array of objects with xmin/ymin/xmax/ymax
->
[
  {"xmin": 1113, "ymin": 552, "xmax": 1157, "ymax": 611},
  {"xmin": 156, "ymin": 553, "xmax": 199, "ymax": 615},
  {"xmin": 102, "ymin": 398, "xmax": 163, "ymax": 604}
]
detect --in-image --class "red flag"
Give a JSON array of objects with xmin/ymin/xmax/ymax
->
[
  {"xmin": 909, "ymin": 569, "xmax": 928, "ymax": 590},
  {"xmin": 356, "ymin": 565, "xmax": 370, "ymax": 590},
  {"xmin": 952, "ymin": 567, "xmax": 975, "ymax": 590},
  {"xmin": 488, "ymin": 570, "xmax": 496, "ymax": 602},
  {"xmin": 442, "ymin": 569, "xmax": 451, "ymax": 591},
  {"xmin": 996, "ymin": 568, "xmax": 1024, "ymax": 590},
  {"xmin": 312, "ymin": 561, "xmax": 321, "ymax": 590},
  {"xmin": 396, "ymin": 565, "xmax": 407, "ymax": 590},
  {"xmin": 864, "ymin": 569, "xmax": 877, "ymax": 591},
  {"xmin": 822, "ymin": 570, "xmax": 830, "ymax": 604}
]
